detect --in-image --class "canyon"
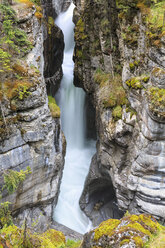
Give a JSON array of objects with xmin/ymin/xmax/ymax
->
[{"xmin": 0, "ymin": 0, "xmax": 165, "ymax": 245}]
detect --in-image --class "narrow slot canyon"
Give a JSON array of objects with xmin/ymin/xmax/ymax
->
[
  {"xmin": 1, "ymin": 0, "xmax": 165, "ymax": 247},
  {"xmin": 52, "ymin": 3, "xmax": 96, "ymax": 233}
]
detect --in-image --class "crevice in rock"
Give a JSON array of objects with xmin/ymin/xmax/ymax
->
[
  {"xmin": 80, "ymin": 155, "xmax": 124, "ymax": 227},
  {"xmin": 41, "ymin": 0, "xmax": 64, "ymax": 96},
  {"xmin": 84, "ymin": 94, "xmax": 97, "ymax": 140}
]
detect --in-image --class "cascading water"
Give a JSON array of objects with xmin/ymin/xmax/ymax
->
[{"xmin": 53, "ymin": 3, "xmax": 96, "ymax": 234}]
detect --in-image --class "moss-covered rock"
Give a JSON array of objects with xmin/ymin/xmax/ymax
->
[
  {"xmin": 81, "ymin": 214, "xmax": 165, "ymax": 248},
  {"xmin": 0, "ymin": 225, "xmax": 66, "ymax": 248},
  {"xmin": 146, "ymin": 87, "xmax": 165, "ymax": 118},
  {"xmin": 126, "ymin": 74, "xmax": 149, "ymax": 90},
  {"xmin": 94, "ymin": 69, "xmax": 128, "ymax": 109}
]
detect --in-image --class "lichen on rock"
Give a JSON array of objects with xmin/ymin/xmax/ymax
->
[{"xmin": 81, "ymin": 214, "xmax": 165, "ymax": 248}]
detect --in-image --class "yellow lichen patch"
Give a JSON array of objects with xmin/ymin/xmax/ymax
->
[
  {"xmin": 94, "ymin": 219, "xmax": 121, "ymax": 241},
  {"xmin": 48, "ymin": 96, "xmax": 60, "ymax": 118}
]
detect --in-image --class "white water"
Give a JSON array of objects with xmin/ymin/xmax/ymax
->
[{"xmin": 53, "ymin": 3, "xmax": 96, "ymax": 234}]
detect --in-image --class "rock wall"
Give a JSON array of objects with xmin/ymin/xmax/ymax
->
[
  {"xmin": 73, "ymin": 0, "xmax": 165, "ymax": 226},
  {"xmin": 0, "ymin": 1, "xmax": 65, "ymax": 230},
  {"xmin": 42, "ymin": 0, "xmax": 64, "ymax": 95}
]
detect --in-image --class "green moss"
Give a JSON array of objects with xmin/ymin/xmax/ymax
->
[
  {"xmin": 121, "ymin": 222, "xmax": 151, "ymax": 236},
  {"xmin": 138, "ymin": 1, "xmax": 165, "ymax": 48},
  {"xmin": 134, "ymin": 60, "xmax": 139, "ymax": 66},
  {"xmin": 144, "ymin": 229, "xmax": 165, "ymax": 248},
  {"xmin": 94, "ymin": 68, "xmax": 110, "ymax": 84},
  {"xmin": 94, "ymin": 69, "xmax": 128, "ymax": 110},
  {"xmin": 47, "ymin": 16, "xmax": 54, "ymax": 35},
  {"xmin": 126, "ymin": 77, "xmax": 143, "ymax": 89},
  {"xmin": 129, "ymin": 60, "xmax": 140, "ymax": 71},
  {"xmin": 112, "ymin": 106, "xmax": 122, "ymax": 120},
  {"xmin": 75, "ymin": 18, "xmax": 87, "ymax": 43},
  {"xmin": 116, "ymin": 0, "xmax": 139, "ymax": 22},
  {"xmin": 146, "ymin": 87, "xmax": 165, "ymax": 117},
  {"xmin": 122, "ymin": 25, "xmax": 139, "ymax": 48},
  {"xmin": 48, "ymin": 96, "xmax": 60, "ymax": 118},
  {"xmin": 1, "ymin": 80, "xmax": 33, "ymax": 101},
  {"xmin": 129, "ymin": 62, "xmax": 135, "ymax": 71},
  {"xmin": 94, "ymin": 219, "xmax": 121, "ymax": 241},
  {"xmin": 104, "ymin": 85, "xmax": 127, "ymax": 107},
  {"xmin": 92, "ymin": 214, "xmax": 163, "ymax": 247},
  {"xmin": 17, "ymin": 85, "xmax": 32, "ymax": 100},
  {"xmin": 126, "ymin": 106, "xmax": 137, "ymax": 118},
  {"xmin": 142, "ymin": 76, "xmax": 150, "ymax": 83},
  {"xmin": 133, "ymin": 236, "xmax": 144, "ymax": 247},
  {"xmin": 0, "ymin": 225, "xmax": 66, "ymax": 248},
  {"xmin": 65, "ymin": 239, "xmax": 81, "ymax": 248},
  {"xmin": 120, "ymin": 239, "xmax": 130, "ymax": 246}
]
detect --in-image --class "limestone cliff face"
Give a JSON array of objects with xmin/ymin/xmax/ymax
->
[
  {"xmin": 73, "ymin": 0, "xmax": 165, "ymax": 226},
  {"xmin": 42, "ymin": 0, "xmax": 64, "ymax": 95},
  {"xmin": 0, "ymin": 1, "xmax": 65, "ymax": 230}
]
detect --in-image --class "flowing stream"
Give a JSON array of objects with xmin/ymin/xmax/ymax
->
[{"xmin": 53, "ymin": 3, "xmax": 96, "ymax": 234}]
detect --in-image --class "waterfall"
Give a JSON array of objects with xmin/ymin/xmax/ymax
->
[{"xmin": 53, "ymin": 3, "xmax": 96, "ymax": 234}]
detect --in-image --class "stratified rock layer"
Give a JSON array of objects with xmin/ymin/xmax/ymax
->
[
  {"xmin": 0, "ymin": 1, "xmax": 65, "ymax": 230},
  {"xmin": 73, "ymin": 0, "xmax": 165, "ymax": 225}
]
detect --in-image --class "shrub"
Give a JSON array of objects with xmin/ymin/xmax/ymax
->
[
  {"xmin": 2, "ymin": 166, "xmax": 31, "ymax": 194},
  {"xmin": 0, "ymin": 202, "xmax": 12, "ymax": 228}
]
